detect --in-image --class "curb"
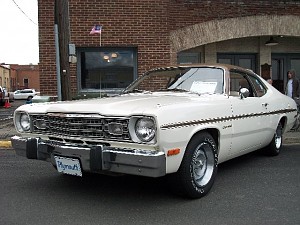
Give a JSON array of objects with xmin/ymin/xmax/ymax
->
[{"xmin": 0, "ymin": 140, "xmax": 12, "ymax": 148}]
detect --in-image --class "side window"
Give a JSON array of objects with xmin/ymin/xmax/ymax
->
[
  {"xmin": 229, "ymin": 72, "xmax": 241, "ymax": 96},
  {"xmin": 248, "ymin": 75, "xmax": 267, "ymax": 97}
]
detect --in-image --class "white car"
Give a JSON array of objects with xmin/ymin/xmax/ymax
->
[
  {"xmin": 11, "ymin": 64, "xmax": 297, "ymax": 198},
  {"xmin": 13, "ymin": 89, "xmax": 39, "ymax": 100}
]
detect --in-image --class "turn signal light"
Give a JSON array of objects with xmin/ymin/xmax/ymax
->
[{"xmin": 167, "ymin": 148, "xmax": 180, "ymax": 156}]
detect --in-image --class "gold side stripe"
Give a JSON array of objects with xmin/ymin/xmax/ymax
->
[{"xmin": 160, "ymin": 108, "xmax": 296, "ymax": 130}]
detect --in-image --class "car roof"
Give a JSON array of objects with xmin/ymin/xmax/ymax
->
[
  {"xmin": 16, "ymin": 89, "xmax": 35, "ymax": 91},
  {"xmin": 146, "ymin": 63, "xmax": 255, "ymax": 75}
]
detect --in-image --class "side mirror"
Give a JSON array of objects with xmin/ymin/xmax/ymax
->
[{"xmin": 240, "ymin": 88, "xmax": 250, "ymax": 99}]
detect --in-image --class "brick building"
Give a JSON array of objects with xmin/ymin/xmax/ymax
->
[
  {"xmin": 10, "ymin": 64, "xmax": 40, "ymax": 91},
  {"xmin": 38, "ymin": 0, "xmax": 300, "ymax": 98}
]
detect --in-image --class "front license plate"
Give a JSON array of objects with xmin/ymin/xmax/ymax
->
[{"xmin": 54, "ymin": 156, "xmax": 82, "ymax": 177}]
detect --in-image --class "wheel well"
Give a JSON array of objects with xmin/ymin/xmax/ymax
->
[
  {"xmin": 279, "ymin": 116, "xmax": 287, "ymax": 132},
  {"xmin": 189, "ymin": 128, "xmax": 220, "ymax": 153}
]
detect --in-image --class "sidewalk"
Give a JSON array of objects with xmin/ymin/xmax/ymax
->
[
  {"xmin": 0, "ymin": 117, "xmax": 299, "ymax": 148},
  {"xmin": 0, "ymin": 118, "xmax": 16, "ymax": 147},
  {"xmin": 283, "ymin": 129, "xmax": 300, "ymax": 145}
]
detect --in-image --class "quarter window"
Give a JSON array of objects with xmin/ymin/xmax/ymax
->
[{"xmin": 248, "ymin": 75, "xmax": 267, "ymax": 97}]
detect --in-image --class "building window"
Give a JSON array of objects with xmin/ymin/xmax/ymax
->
[
  {"xmin": 177, "ymin": 52, "xmax": 200, "ymax": 64},
  {"xmin": 24, "ymin": 78, "xmax": 29, "ymax": 89},
  {"xmin": 77, "ymin": 47, "xmax": 137, "ymax": 94}
]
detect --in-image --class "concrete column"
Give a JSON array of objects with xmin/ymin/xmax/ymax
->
[{"xmin": 259, "ymin": 37, "xmax": 272, "ymax": 75}]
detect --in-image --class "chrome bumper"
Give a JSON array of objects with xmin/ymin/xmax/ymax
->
[{"xmin": 11, "ymin": 136, "xmax": 166, "ymax": 177}]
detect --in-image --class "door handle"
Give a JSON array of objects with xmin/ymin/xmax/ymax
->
[{"xmin": 262, "ymin": 103, "xmax": 269, "ymax": 107}]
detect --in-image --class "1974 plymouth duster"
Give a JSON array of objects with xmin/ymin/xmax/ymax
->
[{"xmin": 11, "ymin": 64, "xmax": 298, "ymax": 198}]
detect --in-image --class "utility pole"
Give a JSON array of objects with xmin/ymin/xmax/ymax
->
[{"xmin": 55, "ymin": 0, "xmax": 71, "ymax": 101}]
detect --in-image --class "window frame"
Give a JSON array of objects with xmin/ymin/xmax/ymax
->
[
  {"xmin": 76, "ymin": 47, "xmax": 138, "ymax": 94},
  {"xmin": 229, "ymin": 70, "xmax": 267, "ymax": 97}
]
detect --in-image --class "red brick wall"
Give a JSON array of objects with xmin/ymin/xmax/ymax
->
[
  {"xmin": 38, "ymin": 0, "xmax": 56, "ymax": 96},
  {"xmin": 38, "ymin": 0, "xmax": 300, "ymax": 96},
  {"xmin": 70, "ymin": 0, "xmax": 170, "ymax": 95}
]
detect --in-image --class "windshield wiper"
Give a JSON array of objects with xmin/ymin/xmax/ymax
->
[
  {"xmin": 125, "ymin": 89, "xmax": 152, "ymax": 94},
  {"xmin": 164, "ymin": 88, "xmax": 189, "ymax": 92}
]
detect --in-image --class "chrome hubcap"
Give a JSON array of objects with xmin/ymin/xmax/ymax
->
[
  {"xmin": 275, "ymin": 129, "xmax": 282, "ymax": 149},
  {"xmin": 192, "ymin": 143, "xmax": 214, "ymax": 187}
]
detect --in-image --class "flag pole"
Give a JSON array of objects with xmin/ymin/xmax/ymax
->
[
  {"xmin": 100, "ymin": 27, "xmax": 101, "ymax": 97},
  {"xmin": 100, "ymin": 32, "xmax": 101, "ymax": 46}
]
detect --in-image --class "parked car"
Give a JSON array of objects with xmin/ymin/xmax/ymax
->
[
  {"xmin": 11, "ymin": 64, "xmax": 297, "ymax": 198},
  {"xmin": 13, "ymin": 89, "xmax": 40, "ymax": 100}
]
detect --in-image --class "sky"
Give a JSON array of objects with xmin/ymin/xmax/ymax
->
[{"xmin": 0, "ymin": 0, "xmax": 39, "ymax": 65}]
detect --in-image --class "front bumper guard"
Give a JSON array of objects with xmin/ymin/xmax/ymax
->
[{"xmin": 11, "ymin": 136, "xmax": 166, "ymax": 177}]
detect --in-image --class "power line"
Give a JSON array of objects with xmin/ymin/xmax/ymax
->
[{"xmin": 11, "ymin": 0, "xmax": 38, "ymax": 26}]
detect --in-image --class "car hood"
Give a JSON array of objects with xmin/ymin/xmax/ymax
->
[{"xmin": 16, "ymin": 92, "xmax": 224, "ymax": 116}]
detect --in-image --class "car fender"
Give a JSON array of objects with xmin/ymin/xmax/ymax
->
[{"xmin": 161, "ymin": 122, "xmax": 230, "ymax": 174}]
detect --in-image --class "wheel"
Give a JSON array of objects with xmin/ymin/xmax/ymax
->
[
  {"xmin": 262, "ymin": 123, "xmax": 283, "ymax": 156},
  {"xmin": 168, "ymin": 132, "xmax": 218, "ymax": 198}
]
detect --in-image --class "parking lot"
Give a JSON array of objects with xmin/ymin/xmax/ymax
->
[{"xmin": 1, "ymin": 144, "xmax": 299, "ymax": 225}]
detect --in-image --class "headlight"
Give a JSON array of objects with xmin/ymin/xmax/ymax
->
[
  {"xmin": 135, "ymin": 117, "xmax": 156, "ymax": 142},
  {"xmin": 16, "ymin": 112, "xmax": 31, "ymax": 132}
]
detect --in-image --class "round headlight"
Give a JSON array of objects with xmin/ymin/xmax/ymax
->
[
  {"xmin": 20, "ymin": 113, "xmax": 31, "ymax": 131},
  {"xmin": 135, "ymin": 118, "xmax": 156, "ymax": 142}
]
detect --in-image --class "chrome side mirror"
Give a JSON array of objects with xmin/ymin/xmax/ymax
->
[{"xmin": 240, "ymin": 88, "xmax": 250, "ymax": 99}]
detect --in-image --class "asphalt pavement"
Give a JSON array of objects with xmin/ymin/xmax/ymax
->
[{"xmin": 1, "ymin": 144, "xmax": 299, "ymax": 225}]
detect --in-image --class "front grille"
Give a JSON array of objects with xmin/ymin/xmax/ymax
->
[{"xmin": 31, "ymin": 114, "xmax": 131, "ymax": 142}]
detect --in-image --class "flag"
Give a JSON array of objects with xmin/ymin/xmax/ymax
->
[{"xmin": 90, "ymin": 25, "xmax": 102, "ymax": 35}]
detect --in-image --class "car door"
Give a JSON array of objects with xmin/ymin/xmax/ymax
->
[
  {"xmin": 229, "ymin": 70, "xmax": 270, "ymax": 156},
  {"xmin": 19, "ymin": 90, "xmax": 27, "ymax": 99}
]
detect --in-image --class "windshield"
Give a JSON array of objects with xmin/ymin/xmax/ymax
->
[{"xmin": 124, "ymin": 67, "xmax": 224, "ymax": 94}]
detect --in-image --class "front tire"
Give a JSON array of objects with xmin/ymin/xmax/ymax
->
[{"xmin": 168, "ymin": 132, "xmax": 218, "ymax": 198}]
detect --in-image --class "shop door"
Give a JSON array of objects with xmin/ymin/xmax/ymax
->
[{"xmin": 271, "ymin": 54, "xmax": 300, "ymax": 94}]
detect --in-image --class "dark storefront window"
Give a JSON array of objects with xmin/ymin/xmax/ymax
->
[
  {"xmin": 77, "ymin": 47, "xmax": 137, "ymax": 94},
  {"xmin": 177, "ymin": 52, "xmax": 200, "ymax": 64},
  {"xmin": 217, "ymin": 54, "xmax": 257, "ymax": 73}
]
